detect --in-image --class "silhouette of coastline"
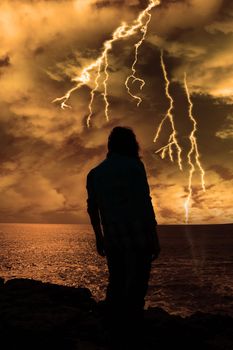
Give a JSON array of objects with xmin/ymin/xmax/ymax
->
[{"xmin": 0, "ymin": 277, "xmax": 232, "ymax": 349}]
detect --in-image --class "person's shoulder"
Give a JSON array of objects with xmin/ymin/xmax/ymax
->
[
  {"xmin": 86, "ymin": 166, "xmax": 99, "ymax": 186},
  {"xmin": 87, "ymin": 159, "xmax": 107, "ymax": 179},
  {"xmin": 128, "ymin": 159, "xmax": 147, "ymax": 180}
]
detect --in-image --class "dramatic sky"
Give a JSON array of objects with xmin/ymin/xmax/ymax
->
[{"xmin": 0, "ymin": 0, "xmax": 232, "ymax": 224}]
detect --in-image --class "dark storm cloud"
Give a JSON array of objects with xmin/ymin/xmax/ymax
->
[
  {"xmin": 206, "ymin": 0, "xmax": 233, "ymax": 33},
  {"xmin": 0, "ymin": 0, "xmax": 232, "ymax": 223},
  {"xmin": 216, "ymin": 114, "xmax": 233, "ymax": 140},
  {"xmin": 0, "ymin": 55, "xmax": 10, "ymax": 67},
  {"xmin": 152, "ymin": 183, "xmax": 176, "ymax": 190},
  {"xmin": 159, "ymin": 207, "xmax": 180, "ymax": 221},
  {"xmin": 209, "ymin": 164, "xmax": 233, "ymax": 181},
  {"xmin": 94, "ymin": 0, "xmax": 151, "ymax": 8},
  {"xmin": 94, "ymin": 0, "xmax": 124, "ymax": 8}
]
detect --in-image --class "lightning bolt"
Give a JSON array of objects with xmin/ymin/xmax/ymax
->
[
  {"xmin": 154, "ymin": 50, "xmax": 183, "ymax": 170},
  {"xmin": 53, "ymin": 0, "xmax": 160, "ymax": 127},
  {"xmin": 154, "ymin": 52, "xmax": 205, "ymax": 223},
  {"xmin": 183, "ymin": 72, "xmax": 205, "ymax": 223},
  {"xmin": 125, "ymin": 0, "xmax": 157, "ymax": 106},
  {"xmin": 53, "ymin": 2, "xmax": 206, "ymax": 224}
]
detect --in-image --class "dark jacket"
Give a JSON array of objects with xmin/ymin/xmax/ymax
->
[{"xmin": 86, "ymin": 153, "xmax": 159, "ymax": 254}]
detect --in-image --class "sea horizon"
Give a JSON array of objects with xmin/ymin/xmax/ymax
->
[
  {"xmin": 0, "ymin": 222, "xmax": 232, "ymax": 226},
  {"xmin": 0, "ymin": 222, "xmax": 232, "ymax": 317}
]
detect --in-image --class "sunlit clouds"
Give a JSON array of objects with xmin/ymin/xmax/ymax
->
[{"xmin": 0, "ymin": 0, "xmax": 232, "ymax": 224}]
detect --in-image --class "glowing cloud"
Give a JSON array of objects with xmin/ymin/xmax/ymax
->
[
  {"xmin": 53, "ymin": 0, "xmax": 160, "ymax": 126},
  {"xmin": 53, "ymin": 1, "xmax": 207, "ymax": 223}
]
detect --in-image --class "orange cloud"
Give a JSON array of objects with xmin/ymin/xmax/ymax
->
[{"xmin": 0, "ymin": 0, "xmax": 232, "ymax": 224}]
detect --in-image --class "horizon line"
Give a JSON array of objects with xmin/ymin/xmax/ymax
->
[{"xmin": 0, "ymin": 222, "xmax": 232, "ymax": 226}]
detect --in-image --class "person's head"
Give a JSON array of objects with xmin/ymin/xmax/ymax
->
[{"xmin": 107, "ymin": 126, "xmax": 140, "ymax": 159}]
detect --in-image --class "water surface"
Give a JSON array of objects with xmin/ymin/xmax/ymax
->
[{"xmin": 0, "ymin": 223, "xmax": 232, "ymax": 316}]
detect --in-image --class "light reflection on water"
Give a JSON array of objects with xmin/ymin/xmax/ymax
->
[{"xmin": 0, "ymin": 223, "xmax": 232, "ymax": 317}]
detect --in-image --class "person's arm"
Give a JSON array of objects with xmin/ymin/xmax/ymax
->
[
  {"xmin": 86, "ymin": 171, "xmax": 105, "ymax": 257},
  {"xmin": 138, "ymin": 161, "xmax": 160, "ymax": 261}
]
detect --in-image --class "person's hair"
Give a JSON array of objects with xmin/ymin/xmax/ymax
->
[{"xmin": 107, "ymin": 126, "xmax": 140, "ymax": 159}]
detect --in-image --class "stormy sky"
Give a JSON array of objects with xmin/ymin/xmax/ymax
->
[{"xmin": 0, "ymin": 0, "xmax": 232, "ymax": 224}]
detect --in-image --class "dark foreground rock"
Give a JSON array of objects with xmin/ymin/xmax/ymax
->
[{"xmin": 0, "ymin": 278, "xmax": 232, "ymax": 350}]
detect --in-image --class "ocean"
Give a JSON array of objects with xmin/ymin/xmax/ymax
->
[{"xmin": 0, "ymin": 223, "xmax": 232, "ymax": 317}]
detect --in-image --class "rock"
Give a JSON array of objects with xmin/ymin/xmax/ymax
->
[{"xmin": 0, "ymin": 278, "xmax": 232, "ymax": 350}]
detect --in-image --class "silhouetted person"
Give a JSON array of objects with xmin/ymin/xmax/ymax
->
[{"xmin": 86, "ymin": 126, "xmax": 160, "ymax": 349}]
